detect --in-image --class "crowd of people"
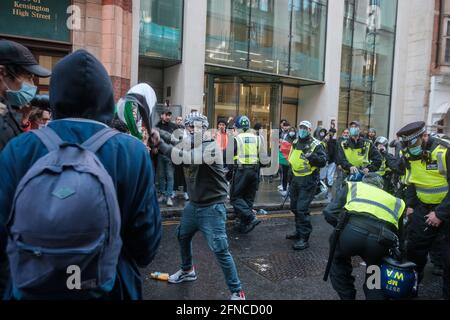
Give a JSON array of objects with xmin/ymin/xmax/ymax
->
[{"xmin": 0, "ymin": 40, "xmax": 448, "ymax": 301}]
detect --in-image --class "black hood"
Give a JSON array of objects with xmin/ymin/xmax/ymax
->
[
  {"xmin": 50, "ymin": 49, "xmax": 115, "ymax": 124},
  {"xmin": 314, "ymin": 127, "xmax": 327, "ymax": 140}
]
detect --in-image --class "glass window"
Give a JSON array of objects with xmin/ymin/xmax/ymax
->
[
  {"xmin": 373, "ymin": 30, "xmax": 395, "ymax": 94},
  {"xmin": 206, "ymin": 0, "xmax": 249, "ymax": 69},
  {"xmin": 139, "ymin": 0, "xmax": 183, "ymax": 60},
  {"xmin": 338, "ymin": 0, "xmax": 397, "ymax": 137},
  {"xmin": 206, "ymin": 0, "xmax": 327, "ymax": 81},
  {"xmin": 290, "ymin": 0, "xmax": 327, "ymax": 80},
  {"xmin": 248, "ymin": 0, "xmax": 290, "ymax": 75},
  {"xmin": 369, "ymin": 93, "xmax": 390, "ymax": 135}
]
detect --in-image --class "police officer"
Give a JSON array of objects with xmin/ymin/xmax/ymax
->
[
  {"xmin": 230, "ymin": 115, "xmax": 261, "ymax": 234},
  {"xmin": 396, "ymin": 121, "xmax": 450, "ymax": 300},
  {"xmin": 286, "ymin": 121, "xmax": 327, "ymax": 250},
  {"xmin": 336, "ymin": 121, "xmax": 382, "ymax": 191},
  {"xmin": 323, "ymin": 173, "xmax": 406, "ymax": 300},
  {"xmin": 374, "ymin": 136, "xmax": 401, "ymax": 194}
]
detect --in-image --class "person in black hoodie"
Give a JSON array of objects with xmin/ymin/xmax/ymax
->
[
  {"xmin": 157, "ymin": 112, "xmax": 245, "ymax": 300},
  {"xmin": 0, "ymin": 50, "xmax": 161, "ymax": 300}
]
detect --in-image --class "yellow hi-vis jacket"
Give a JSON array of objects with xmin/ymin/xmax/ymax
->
[
  {"xmin": 288, "ymin": 138, "xmax": 321, "ymax": 177},
  {"xmin": 405, "ymin": 144, "xmax": 448, "ymax": 205},
  {"xmin": 341, "ymin": 140, "xmax": 371, "ymax": 168},
  {"xmin": 234, "ymin": 132, "xmax": 259, "ymax": 165},
  {"xmin": 344, "ymin": 182, "xmax": 406, "ymax": 229},
  {"xmin": 377, "ymin": 158, "xmax": 391, "ymax": 177}
]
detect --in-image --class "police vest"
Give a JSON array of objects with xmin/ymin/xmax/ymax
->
[
  {"xmin": 234, "ymin": 132, "xmax": 259, "ymax": 165},
  {"xmin": 341, "ymin": 140, "xmax": 371, "ymax": 168},
  {"xmin": 405, "ymin": 144, "xmax": 448, "ymax": 205},
  {"xmin": 288, "ymin": 138, "xmax": 321, "ymax": 177},
  {"xmin": 377, "ymin": 158, "xmax": 391, "ymax": 177},
  {"xmin": 344, "ymin": 182, "xmax": 406, "ymax": 229}
]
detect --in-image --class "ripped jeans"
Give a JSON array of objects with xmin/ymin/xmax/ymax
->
[{"xmin": 177, "ymin": 202, "xmax": 242, "ymax": 293}]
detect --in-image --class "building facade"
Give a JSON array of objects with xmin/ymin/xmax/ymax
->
[
  {"xmin": 137, "ymin": 0, "xmax": 432, "ymax": 139},
  {"xmin": 0, "ymin": 0, "xmax": 437, "ymax": 139}
]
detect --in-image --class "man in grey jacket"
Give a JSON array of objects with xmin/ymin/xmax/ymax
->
[{"xmin": 157, "ymin": 111, "xmax": 245, "ymax": 300}]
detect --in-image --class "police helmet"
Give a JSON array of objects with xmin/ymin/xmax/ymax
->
[
  {"xmin": 375, "ymin": 136, "xmax": 389, "ymax": 148},
  {"xmin": 235, "ymin": 115, "xmax": 251, "ymax": 129},
  {"xmin": 381, "ymin": 257, "xmax": 418, "ymax": 299}
]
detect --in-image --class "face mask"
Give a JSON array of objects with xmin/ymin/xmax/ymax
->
[
  {"xmin": 350, "ymin": 127, "xmax": 360, "ymax": 137},
  {"xmin": 289, "ymin": 132, "xmax": 296, "ymax": 138},
  {"xmin": 409, "ymin": 145, "xmax": 423, "ymax": 156},
  {"xmin": 298, "ymin": 129, "xmax": 309, "ymax": 139},
  {"xmin": 5, "ymin": 81, "xmax": 37, "ymax": 108},
  {"xmin": 320, "ymin": 132, "xmax": 326, "ymax": 138}
]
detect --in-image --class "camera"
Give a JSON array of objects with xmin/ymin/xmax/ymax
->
[{"xmin": 30, "ymin": 95, "xmax": 50, "ymax": 110}]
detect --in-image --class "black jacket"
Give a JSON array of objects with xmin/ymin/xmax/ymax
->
[
  {"xmin": 336, "ymin": 137, "xmax": 382, "ymax": 172},
  {"xmin": 327, "ymin": 138, "xmax": 337, "ymax": 163},
  {"xmin": 0, "ymin": 98, "xmax": 23, "ymax": 152}
]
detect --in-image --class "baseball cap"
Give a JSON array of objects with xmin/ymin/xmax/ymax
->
[{"xmin": 0, "ymin": 40, "xmax": 51, "ymax": 77}]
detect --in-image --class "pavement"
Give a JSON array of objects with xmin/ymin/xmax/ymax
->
[
  {"xmin": 142, "ymin": 211, "xmax": 443, "ymax": 300},
  {"xmin": 159, "ymin": 179, "xmax": 329, "ymax": 219}
]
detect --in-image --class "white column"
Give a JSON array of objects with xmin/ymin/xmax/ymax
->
[
  {"xmin": 389, "ymin": 0, "xmax": 434, "ymax": 139},
  {"xmin": 299, "ymin": 0, "xmax": 345, "ymax": 130},
  {"xmin": 164, "ymin": 0, "xmax": 207, "ymax": 116}
]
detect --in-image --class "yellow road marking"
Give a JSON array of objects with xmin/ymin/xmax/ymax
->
[{"xmin": 162, "ymin": 210, "xmax": 322, "ymax": 226}]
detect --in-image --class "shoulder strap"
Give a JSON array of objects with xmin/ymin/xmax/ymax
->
[
  {"xmin": 31, "ymin": 127, "xmax": 64, "ymax": 152},
  {"xmin": 82, "ymin": 128, "xmax": 120, "ymax": 153}
]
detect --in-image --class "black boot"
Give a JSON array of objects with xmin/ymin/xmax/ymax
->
[
  {"xmin": 286, "ymin": 232, "xmax": 301, "ymax": 240},
  {"xmin": 239, "ymin": 218, "xmax": 261, "ymax": 234},
  {"xmin": 293, "ymin": 238, "xmax": 309, "ymax": 250}
]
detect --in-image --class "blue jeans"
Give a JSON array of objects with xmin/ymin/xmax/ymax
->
[
  {"xmin": 177, "ymin": 202, "xmax": 242, "ymax": 294},
  {"xmin": 158, "ymin": 155, "xmax": 174, "ymax": 197}
]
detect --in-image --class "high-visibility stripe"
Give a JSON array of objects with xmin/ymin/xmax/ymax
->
[
  {"xmin": 416, "ymin": 186, "xmax": 449, "ymax": 194},
  {"xmin": 348, "ymin": 199, "xmax": 399, "ymax": 221},
  {"xmin": 437, "ymin": 152, "xmax": 447, "ymax": 176},
  {"xmin": 348, "ymin": 183, "xmax": 399, "ymax": 220}
]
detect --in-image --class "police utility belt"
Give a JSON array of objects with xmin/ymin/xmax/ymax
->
[
  {"xmin": 236, "ymin": 163, "xmax": 259, "ymax": 169},
  {"xmin": 347, "ymin": 214, "xmax": 399, "ymax": 248}
]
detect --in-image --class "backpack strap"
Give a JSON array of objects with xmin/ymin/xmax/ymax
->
[
  {"xmin": 82, "ymin": 128, "xmax": 120, "ymax": 153},
  {"xmin": 31, "ymin": 127, "xmax": 64, "ymax": 152}
]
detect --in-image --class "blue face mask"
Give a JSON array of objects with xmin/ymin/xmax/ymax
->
[
  {"xmin": 350, "ymin": 127, "xmax": 360, "ymax": 137},
  {"xmin": 298, "ymin": 129, "xmax": 309, "ymax": 139},
  {"xmin": 409, "ymin": 145, "xmax": 423, "ymax": 156},
  {"xmin": 6, "ymin": 81, "xmax": 37, "ymax": 108}
]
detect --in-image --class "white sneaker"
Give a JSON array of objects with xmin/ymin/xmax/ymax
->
[
  {"xmin": 230, "ymin": 291, "xmax": 246, "ymax": 300},
  {"xmin": 168, "ymin": 269, "xmax": 198, "ymax": 284},
  {"xmin": 166, "ymin": 197, "xmax": 174, "ymax": 207},
  {"xmin": 277, "ymin": 185, "xmax": 283, "ymax": 191},
  {"xmin": 183, "ymin": 192, "xmax": 189, "ymax": 201},
  {"xmin": 279, "ymin": 190, "xmax": 288, "ymax": 197}
]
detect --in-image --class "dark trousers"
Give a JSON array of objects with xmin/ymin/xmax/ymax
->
[
  {"xmin": 289, "ymin": 175, "xmax": 317, "ymax": 240},
  {"xmin": 281, "ymin": 165, "xmax": 290, "ymax": 191},
  {"xmin": 330, "ymin": 217, "xmax": 391, "ymax": 300},
  {"xmin": 230, "ymin": 166, "xmax": 259, "ymax": 224},
  {"xmin": 0, "ymin": 253, "xmax": 8, "ymax": 300},
  {"xmin": 406, "ymin": 204, "xmax": 450, "ymax": 299}
]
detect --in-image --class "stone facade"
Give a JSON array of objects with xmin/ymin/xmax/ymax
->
[{"xmin": 72, "ymin": 0, "xmax": 132, "ymax": 100}]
